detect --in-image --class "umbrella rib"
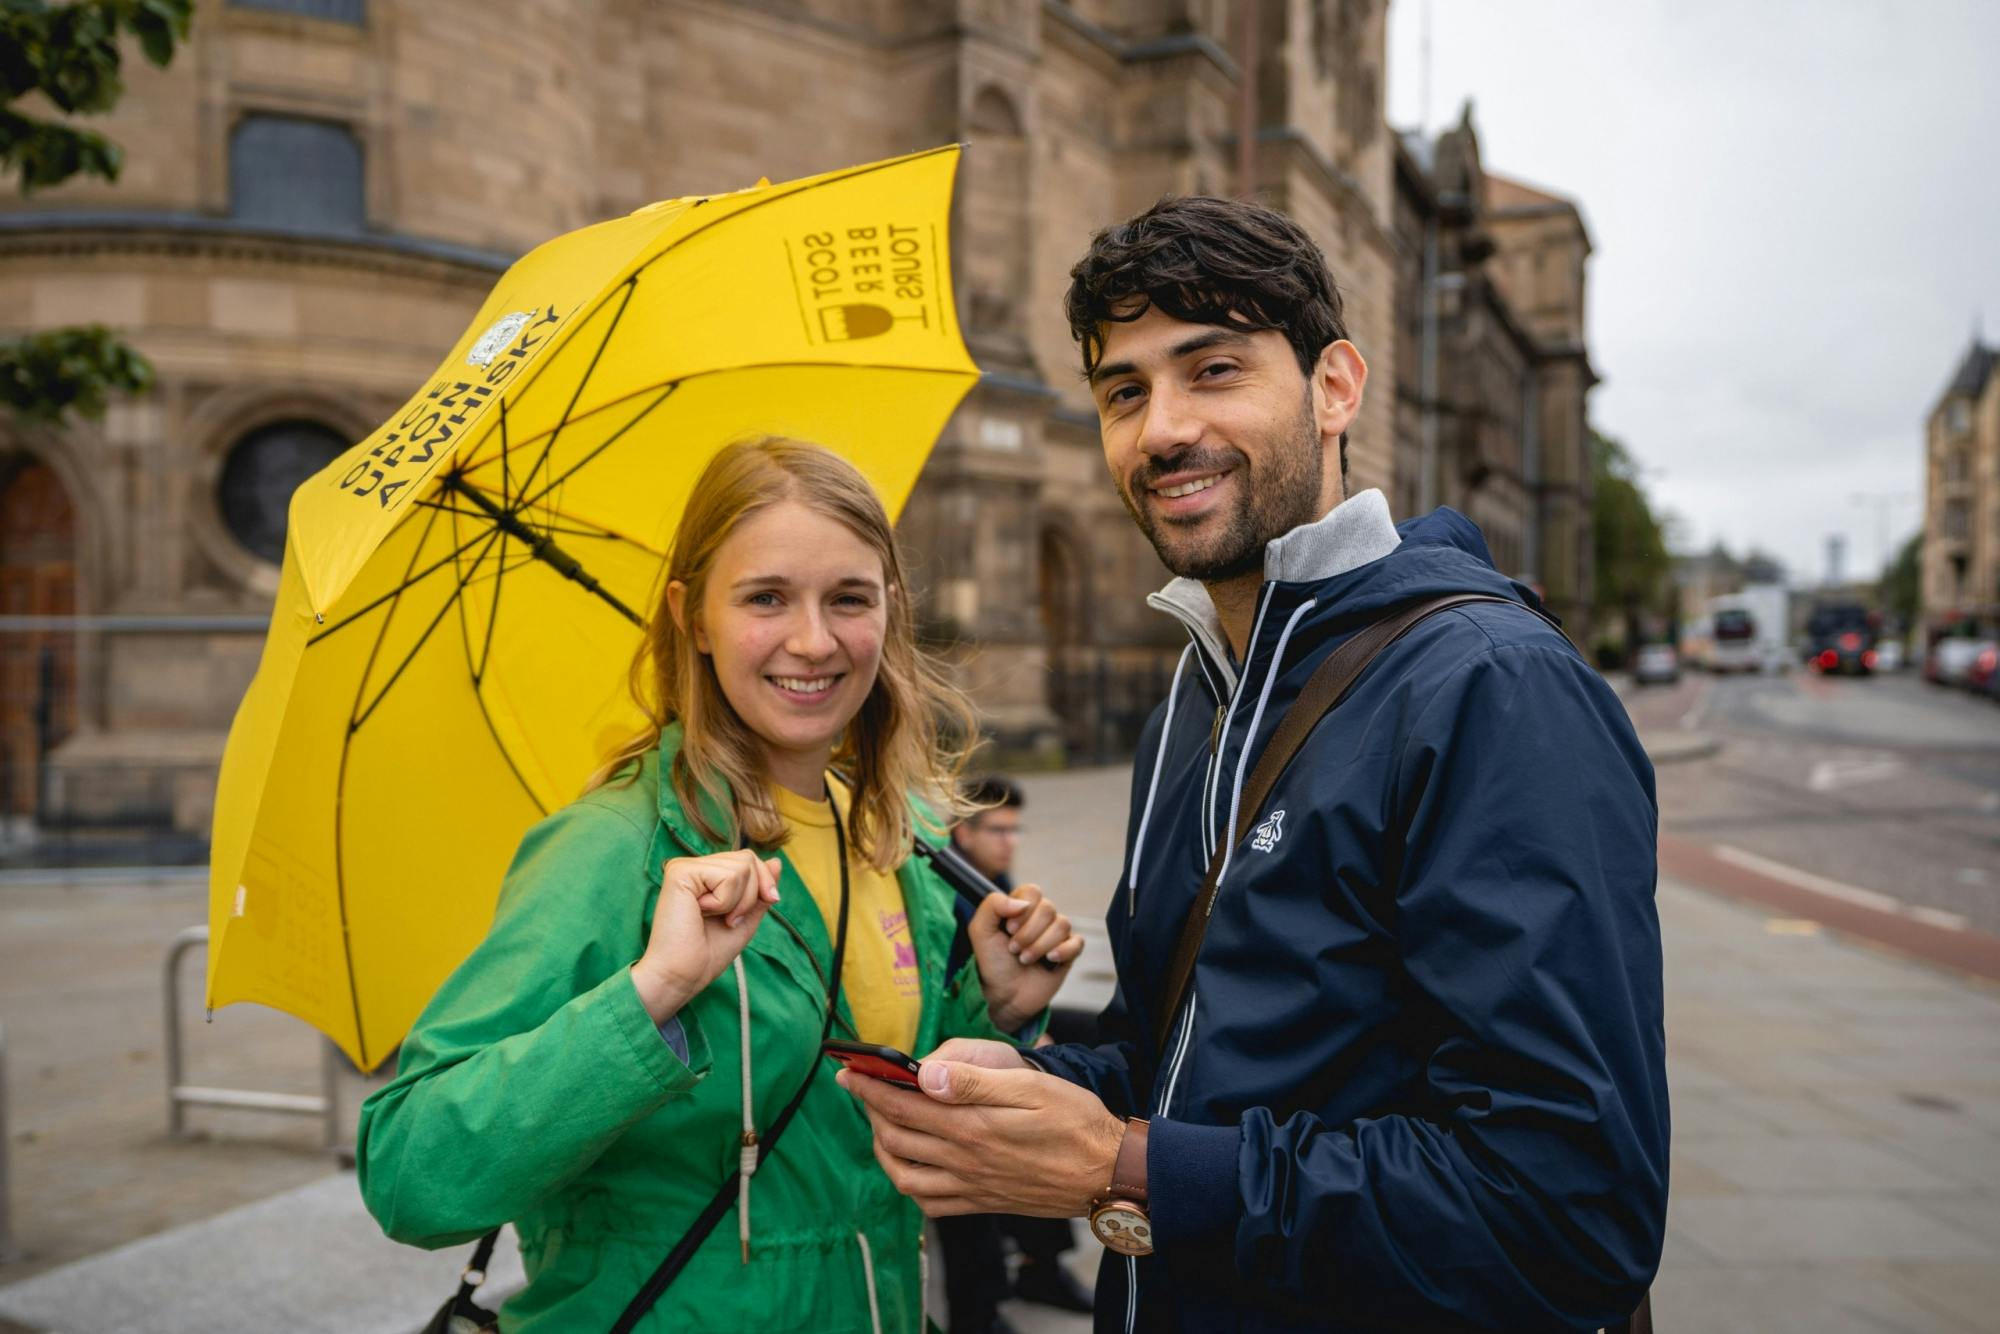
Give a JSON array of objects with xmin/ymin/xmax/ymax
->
[
  {"xmin": 331, "ymin": 498, "xmax": 458, "ymax": 1068},
  {"xmin": 350, "ymin": 528, "xmax": 505, "ymax": 734},
  {"xmin": 448, "ymin": 494, "xmax": 489, "ymax": 681},
  {"xmin": 344, "ymin": 498, "xmax": 454, "ymax": 728},
  {"xmin": 482, "ymin": 400, "xmax": 512, "ymax": 682},
  {"xmin": 307, "ymin": 527, "xmax": 502, "ymax": 647},
  {"xmin": 447, "ymin": 497, "xmax": 548, "ymax": 818},
  {"xmin": 410, "ymin": 499, "xmax": 613, "ymax": 541},
  {"xmin": 467, "ymin": 677, "xmax": 552, "ymax": 820},
  {"xmin": 500, "ymin": 395, "xmax": 515, "ymax": 514},
  {"xmin": 510, "ymin": 381, "xmax": 681, "ymax": 515},
  {"xmin": 431, "ymin": 480, "xmax": 668, "ymax": 558},
  {"xmin": 515, "ymin": 278, "xmax": 639, "ymax": 512}
]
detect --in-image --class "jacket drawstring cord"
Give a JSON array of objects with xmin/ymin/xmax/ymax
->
[
  {"xmin": 735, "ymin": 955, "xmax": 757, "ymax": 1263},
  {"xmin": 856, "ymin": 1229, "xmax": 884, "ymax": 1334}
]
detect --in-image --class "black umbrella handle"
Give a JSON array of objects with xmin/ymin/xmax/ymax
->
[{"xmin": 910, "ymin": 839, "xmax": 1062, "ymax": 973}]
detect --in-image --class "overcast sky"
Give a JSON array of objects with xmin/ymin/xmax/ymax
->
[{"xmin": 1385, "ymin": 0, "xmax": 2000, "ymax": 584}]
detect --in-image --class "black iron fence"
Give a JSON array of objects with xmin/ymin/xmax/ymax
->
[{"xmin": 1046, "ymin": 649, "xmax": 1176, "ymax": 766}]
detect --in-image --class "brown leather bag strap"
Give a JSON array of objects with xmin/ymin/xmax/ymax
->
[
  {"xmin": 1608, "ymin": 1292, "xmax": 1654, "ymax": 1334},
  {"xmin": 1149, "ymin": 593, "xmax": 1532, "ymax": 1055}
]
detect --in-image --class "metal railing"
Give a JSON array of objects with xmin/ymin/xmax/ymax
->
[{"xmin": 163, "ymin": 925, "xmax": 341, "ymax": 1151}]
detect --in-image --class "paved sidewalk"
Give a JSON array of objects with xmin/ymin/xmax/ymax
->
[
  {"xmin": 0, "ymin": 877, "xmax": 344, "ymax": 1288},
  {"xmin": 998, "ymin": 874, "xmax": 2000, "ymax": 1334},
  {"xmin": 1646, "ymin": 879, "xmax": 2000, "ymax": 1333}
]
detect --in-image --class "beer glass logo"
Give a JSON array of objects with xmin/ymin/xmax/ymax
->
[
  {"xmin": 818, "ymin": 303, "xmax": 932, "ymax": 342},
  {"xmin": 790, "ymin": 224, "xmax": 943, "ymax": 344}
]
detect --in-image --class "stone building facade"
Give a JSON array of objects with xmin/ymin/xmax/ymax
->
[
  {"xmin": 1, "ymin": 0, "xmax": 1572, "ymax": 839},
  {"xmin": 1390, "ymin": 104, "xmax": 1595, "ymax": 639},
  {"xmin": 1921, "ymin": 340, "xmax": 1999, "ymax": 634}
]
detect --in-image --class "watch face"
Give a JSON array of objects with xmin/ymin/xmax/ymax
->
[{"xmin": 1090, "ymin": 1200, "xmax": 1154, "ymax": 1256}]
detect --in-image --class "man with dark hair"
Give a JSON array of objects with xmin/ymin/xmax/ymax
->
[
  {"xmin": 951, "ymin": 777, "xmax": 1027, "ymax": 891},
  {"xmin": 845, "ymin": 196, "xmax": 1667, "ymax": 1333},
  {"xmin": 935, "ymin": 776, "xmax": 1095, "ymax": 1332}
]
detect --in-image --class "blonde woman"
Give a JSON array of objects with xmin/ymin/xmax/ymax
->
[{"xmin": 359, "ymin": 438, "xmax": 1081, "ymax": 1333}]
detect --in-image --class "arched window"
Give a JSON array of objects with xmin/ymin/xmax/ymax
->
[
  {"xmin": 229, "ymin": 114, "xmax": 365, "ymax": 234},
  {"xmin": 217, "ymin": 420, "xmax": 347, "ymax": 564}
]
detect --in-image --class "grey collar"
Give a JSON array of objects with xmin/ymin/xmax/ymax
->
[{"xmin": 1144, "ymin": 488, "xmax": 1402, "ymax": 693}]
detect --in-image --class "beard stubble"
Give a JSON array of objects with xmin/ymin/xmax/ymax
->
[{"xmin": 1120, "ymin": 394, "xmax": 1326, "ymax": 581}]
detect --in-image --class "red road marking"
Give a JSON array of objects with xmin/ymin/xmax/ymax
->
[{"xmin": 1658, "ymin": 833, "xmax": 2000, "ymax": 982}]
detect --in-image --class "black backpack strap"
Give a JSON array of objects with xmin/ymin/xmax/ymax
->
[{"xmin": 423, "ymin": 1227, "xmax": 501, "ymax": 1333}]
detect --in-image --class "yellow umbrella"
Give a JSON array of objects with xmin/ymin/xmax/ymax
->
[{"xmin": 207, "ymin": 146, "xmax": 979, "ymax": 1070}]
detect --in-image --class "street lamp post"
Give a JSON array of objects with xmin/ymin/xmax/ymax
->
[{"xmin": 1848, "ymin": 492, "xmax": 1917, "ymax": 578}]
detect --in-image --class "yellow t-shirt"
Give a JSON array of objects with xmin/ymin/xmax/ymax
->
[{"xmin": 769, "ymin": 778, "xmax": 922, "ymax": 1054}]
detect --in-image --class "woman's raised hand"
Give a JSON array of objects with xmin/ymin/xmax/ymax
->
[
  {"xmin": 629, "ymin": 850, "xmax": 783, "ymax": 1023},
  {"xmin": 968, "ymin": 884, "xmax": 1083, "ymax": 1034}
]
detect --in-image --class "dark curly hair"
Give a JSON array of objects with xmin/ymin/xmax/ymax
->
[{"xmin": 1065, "ymin": 196, "xmax": 1352, "ymax": 478}]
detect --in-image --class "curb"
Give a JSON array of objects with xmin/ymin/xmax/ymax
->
[
  {"xmin": 1659, "ymin": 833, "xmax": 2000, "ymax": 984},
  {"xmin": 1640, "ymin": 731, "xmax": 1721, "ymax": 765}
]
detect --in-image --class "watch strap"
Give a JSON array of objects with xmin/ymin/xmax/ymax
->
[{"xmin": 1109, "ymin": 1117, "xmax": 1149, "ymax": 1204}]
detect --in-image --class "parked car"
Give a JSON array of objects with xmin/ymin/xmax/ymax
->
[
  {"xmin": 1873, "ymin": 638, "xmax": 1906, "ymax": 673},
  {"xmin": 1633, "ymin": 643, "xmax": 1681, "ymax": 686},
  {"xmin": 1970, "ymin": 644, "xmax": 2000, "ymax": 696},
  {"xmin": 1928, "ymin": 637, "xmax": 1997, "ymax": 688}
]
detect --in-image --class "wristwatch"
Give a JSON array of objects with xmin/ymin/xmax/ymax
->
[{"xmin": 1087, "ymin": 1117, "xmax": 1153, "ymax": 1256}]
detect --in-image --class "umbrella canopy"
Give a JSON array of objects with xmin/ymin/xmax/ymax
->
[{"xmin": 207, "ymin": 146, "xmax": 979, "ymax": 1070}]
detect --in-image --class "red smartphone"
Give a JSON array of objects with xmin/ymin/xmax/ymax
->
[{"xmin": 822, "ymin": 1039, "xmax": 923, "ymax": 1088}]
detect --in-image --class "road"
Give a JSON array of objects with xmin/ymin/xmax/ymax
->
[{"xmin": 1626, "ymin": 667, "xmax": 2000, "ymax": 936}]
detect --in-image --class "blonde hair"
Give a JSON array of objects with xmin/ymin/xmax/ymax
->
[{"xmin": 591, "ymin": 437, "xmax": 979, "ymax": 870}]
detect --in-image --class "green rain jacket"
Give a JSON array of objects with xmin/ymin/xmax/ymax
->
[{"xmin": 357, "ymin": 730, "xmax": 1020, "ymax": 1332}]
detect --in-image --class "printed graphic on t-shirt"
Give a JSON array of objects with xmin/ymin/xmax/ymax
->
[{"xmin": 880, "ymin": 909, "xmax": 922, "ymax": 999}]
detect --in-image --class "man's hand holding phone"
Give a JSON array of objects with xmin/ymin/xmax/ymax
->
[
  {"xmin": 836, "ymin": 1037, "xmax": 1122, "ymax": 1218},
  {"xmin": 821, "ymin": 1040, "xmax": 924, "ymax": 1088}
]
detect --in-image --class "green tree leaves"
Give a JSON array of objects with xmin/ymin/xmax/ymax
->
[
  {"xmin": 0, "ymin": 0, "xmax": 192, "ymax": 191},
  {"xmin": 0, "ymin": 0, "xmax": 192, "ymax": 426},
  {"xmin": 1877, "ymin": 531, "xmax": 1921, "ymax": 630},
  {"xmin": 1591, "ymin": 431, "xmax": 1673, "ymax": 659},
  {"xmin": 0, "ymin": 325, "xmax": 154, "ymax": 421}
]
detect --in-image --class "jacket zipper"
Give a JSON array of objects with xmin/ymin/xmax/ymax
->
[{"xmin": 1160, "ymin": 592, "xmax": 1313, "ymax": 1120}]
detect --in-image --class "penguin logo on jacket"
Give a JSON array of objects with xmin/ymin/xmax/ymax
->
[{"xmin": 1251, "ymin": 809, "xmax": 1285, "ymax": 852}]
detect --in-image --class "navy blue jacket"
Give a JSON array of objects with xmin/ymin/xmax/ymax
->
[{"xmin": 1031, "ymin": 508, "xmax": 1668, "ymax": 1333}]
